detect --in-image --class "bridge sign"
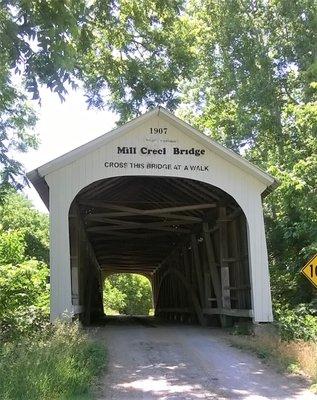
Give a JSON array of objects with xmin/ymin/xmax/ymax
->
[{"xmin": 301, "ymin": 254, "xmax": 317, "ymax": 289}]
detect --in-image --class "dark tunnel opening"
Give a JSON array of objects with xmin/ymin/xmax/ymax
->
[{"xmin": 68, "ymin": 176, "xmax": 252, "ymax": 327}]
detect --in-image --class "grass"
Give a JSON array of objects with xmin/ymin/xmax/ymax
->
[
  {"xmin": 0, "ymin": 322, "xmax": 106, "ymax": 400},
  {"xmin": 105, "ymin": 307, "xmax": 154, "ymax": 316},
  {"xmin": 104, "ymin": 307, "xmax": 120, "ymax": 315},
  {"xmin": 227, "ymin": 327, "xmax": 317, "ymax": 390}
]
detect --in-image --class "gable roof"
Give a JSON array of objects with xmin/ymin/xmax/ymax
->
[{"xmin": 27, "ymin": 107, "xmax": 277, "ymax": 209}]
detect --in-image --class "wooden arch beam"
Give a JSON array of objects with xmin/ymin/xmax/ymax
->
[{"xmin": 155, "ymin": 267, "xmax": 206, "ymax": 326}]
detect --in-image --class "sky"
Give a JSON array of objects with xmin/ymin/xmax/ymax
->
[{"xmin": 17, "ymin": 87, "xmax": 117, "ymax": 213}]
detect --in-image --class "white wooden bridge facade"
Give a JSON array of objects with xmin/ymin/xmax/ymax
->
[{"xmin": 28, "ymin": 108, "xmax": 276, "ymax": 326}]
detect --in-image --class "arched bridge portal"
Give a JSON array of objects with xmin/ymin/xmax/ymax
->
[
  {"xmin": 27, "ymin": 107, "xmax": 275, "ymax": 325},
  {"xmin": 69, "ymin": 176, "xmax": 252, "ymax": 326}
]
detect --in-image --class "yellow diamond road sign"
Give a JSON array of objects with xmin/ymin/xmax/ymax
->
[{"xmin": 301, "ymin": 254, "xmax": 317, "ymax": 289}]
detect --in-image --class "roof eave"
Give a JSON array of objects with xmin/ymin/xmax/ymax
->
[
  {"xmin": 261, "ymin": 179, "xmax": 279, "ymax": 199},
  {"xmin": 26, "ymin": 169, "xmax": 49, "ymax": 210}
]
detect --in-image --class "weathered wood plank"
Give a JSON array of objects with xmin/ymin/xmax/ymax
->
[
  {"xmin": 183, "ymin": 247, "xmax": 191, "ymax": 283},
  {"xmin": 202, "ymin": 222, "xmax": 222, "ymax": 308},
  {"xmin": 191, "ymin": 234, "xmax": 205, "ymax": 307},
  {"xmin": 87, "ymin": 225, "xmax": 191, "ymax": 234},
  {"xmin": 86, "ymin": 217, "xmax": 200, "ymax": 227},
  {"xmin": 80, "ymin": 201, "xmax": 216, "ymax": 214},
  {"xmin": 88, "ymin": 231, "xmax": 172, "ymax": 239},
  {"xmin": 218, "ymin": 207, "xmax": 231, "ymax": 309},
  {"xmin": 86, "ymin": 212, "xmax": 203, "ymax": 222},
  {"xmin": 156, "ymin": 307, "xmax": 193, "ymax": 313},
  {"xmin": 202, "ymin": 308, "xmax": 253, "ymax": 318}
]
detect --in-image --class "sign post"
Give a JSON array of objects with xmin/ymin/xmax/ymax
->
[{"xmin": 301, "ymin": 254, "xmax": 317, "ymax": 289}]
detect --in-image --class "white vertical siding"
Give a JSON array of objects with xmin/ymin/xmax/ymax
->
[{"xmin": 46, "ymin": 114, "xmax": 273, "ymax": 322}]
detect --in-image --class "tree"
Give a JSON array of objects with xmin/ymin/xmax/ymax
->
[
  {"xmin": 0, "ymin": 0, "xmax": 193, "ymax": 187},
  {"xmin": 79, "ymin": 0, "xmax": 195, "ymax": 122},
  {"xmin": 0, "ymin": 189, "xmax": 49, "ymax": 338},
  {"xmin": 0, "ymin": 189, "xmax": 49, "ymax": 263},
  {"xmin": 0, "ymin": 260, "xmax": 49, "ymax": 339},
  {"xmin": 1, "ymin": 0, "xmax": 316, "ymax": 318},
  {"xmin": 0, "ymin": 0, "xmax": 85, "ymax": 188},
  {"xmin": 104, "ymin": 273, "xmax": 153, "ymax": 315},
  {"xmin": 177, "ymin": 0, "xmax": 317, "ymax": 309},
  {"xmin": 178, "ymin": 0, "xmax": 316, "ymax": 153}
]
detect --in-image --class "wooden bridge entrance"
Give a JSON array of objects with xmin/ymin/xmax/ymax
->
[
  {"xmin": 27, "ymin": 107, "xmax": 276, "ymax": 324},
  {"xmin": 69, "ymin": 176, "xmax": 252, "ymax": 326}
]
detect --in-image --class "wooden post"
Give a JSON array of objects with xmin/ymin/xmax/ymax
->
[
  {"xmin": 235, "ymin": 216, "xmax": 252, "ymax": 309},
  {"xmin": 183, "ymin": 247, "xmax": 191, "ymax": 283},
  {"xmin": 202, "ymin": 222, "xmax": 222, "ymax": 309},
  {"xmin": 84, "ymin": 257, "xmax": 93, "ymax": 324},
  {"xmin": 199, "ymin": 240, "xmax": 211, "ymax": 308},
  {"xmin": 191, "ymin": 234, "xmax": 205, "ymax": 307},
  {"xmin": 69, "ymin": 212, "xmax": 80, "ymax": 310},
  {"xmin": 152, "ymin": 271, "xmax": 156, "ymax": 309},
  {"xmin": 218, "ymin": 207, "xmax": 231, "ymax": 310},
  {"xmin": 204, "ymin": 272, "xmax": 211, "ymax": 308},
  {"xmin": 230, "ymin": 219, "xmax": 242, "ymax": 309}
]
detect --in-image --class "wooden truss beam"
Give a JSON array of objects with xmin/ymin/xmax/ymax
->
[
  {"xmin": 202, "ymin": 222, "xmax": 222, "ymax": 308},
  {"xmin": 87, "ymin": 225, "xmax": 190, "ymax": 234},
  {"xmin": 87, "ymin": 218, "xmax": 199, "ymax": 228},
  {"xmin": 87, "ymin": 231, "xmax": 173, "ymax": 239},
  {"xmin": 86, "ymin": 212, "xmax": 203, "ymax": 222},
  {"xmin": 202, "ymin": 308, "xmax": 253, "ymax": 318},
  {"xmin": 218, "ymin": 207, "xmax": 231, "ymax": 309},
  {"xmin": 80, "ymin": 201, "xmax": 216, "ymax": 215}
]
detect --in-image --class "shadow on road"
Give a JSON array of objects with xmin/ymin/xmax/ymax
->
[{"xmin": 90, "ymin": 317, "xmax": 315, "ymax": 400}]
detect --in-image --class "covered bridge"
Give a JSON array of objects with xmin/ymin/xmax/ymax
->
[{"xmin": 28, "ymin": 107, "xmax": 276, "ymax": 326}]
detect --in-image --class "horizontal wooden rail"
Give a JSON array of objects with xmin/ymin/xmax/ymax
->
[
  {"xmin": 202, "ymin": 308, "xmax": 253, "ymax": 318},
  {"xmin": 156, "ymin": 307, "xmax": 193, "ymax": 314}
]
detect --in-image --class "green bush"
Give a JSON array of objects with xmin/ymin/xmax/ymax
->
[
  {"xmin": 0, "ymin": 190, "xmax": 49, "ymax": 263},
  {"xmin": 103, "ymin": 278, "xmax": 126, "ymax": 313},
  {"xmin": 0, "ymin": 190, "xmax": 107, "ymax": 399},
  {"xmin": 0, "ymin": 322, "xmax": 106, "ymax": 400},
  {"xmin": 104, "ymin": 273, "xmax": 153, "ymax": 315},
  {"xmin": 0, "ymin": 230, "xmax": 26, "ymax": 265},
  {"xmin": 0, "ymin": 260, "xmax": 49, "ymax": 340},
  {"xmin": 274, "ymin": 303, "xmax": 317, "ymax": 342}
]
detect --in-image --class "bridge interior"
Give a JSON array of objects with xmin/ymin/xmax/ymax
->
[{"xmin": 68, "ymin": 176, "xmax": 252, "ymax": 326}]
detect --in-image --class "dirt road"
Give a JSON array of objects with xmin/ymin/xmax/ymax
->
[{"xmin": 93, "ymin": 317, "xmax": 316, "ymax": 400}]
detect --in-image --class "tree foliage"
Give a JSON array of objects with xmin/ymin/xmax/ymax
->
[
  {"xmin": 1, "ymin": 0, "xmax": 89, "ymax": 185},
  {"xmin": 104, "ymin": 273, "xmax": 153, "ymax": 315},
  {"xmin": 0, "ymin": 259, "xmax": 49, "ymax": 340},
  {"xmin": 176, "ymin": 0, "xmax": 317, "ymax": 312},
  {"xmin": 0, "ymin": 189, "xmax": 49, "ymax": 263},
  {"xmin": 0, "ymin": 189, "xmax": 49, "ymax": 338},
  {"xmin": 0, "ymin": 0, "xmax": 192, "ymax": 186},
  {"xmin": 0, "ymin": 0, "xmax": 315, "ymax": 327},
  {"xmin": 178, "ymin": 0, "xmax": 316, "ymax": 153},
  {"xmin": 79, "ymin": 0, "xmax": 195, "ymax": 122}
]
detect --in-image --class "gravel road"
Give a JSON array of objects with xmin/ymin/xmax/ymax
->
[{"xmin": 93, "ymin": 316, "xmax": 316, "ymax": 400}]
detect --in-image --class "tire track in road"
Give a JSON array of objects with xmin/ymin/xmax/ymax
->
[{"xmin": 92, "ymin": 317, "xmax": 316, "ymax": 400}]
